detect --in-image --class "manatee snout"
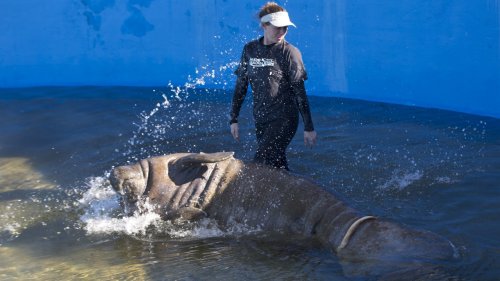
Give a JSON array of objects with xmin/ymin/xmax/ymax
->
[{"xmin": 109, "ymin": 164, "xmax": 147, "ymax": 205}]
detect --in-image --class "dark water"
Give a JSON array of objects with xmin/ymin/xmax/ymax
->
[{"xmin": 0, "ymin": 85, "xmax": 499, "ymax": 280}]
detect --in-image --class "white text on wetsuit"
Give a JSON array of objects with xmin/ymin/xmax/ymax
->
[{"xmin": 249, "ymin": 58, "xmax": 275, "ymax": 67}]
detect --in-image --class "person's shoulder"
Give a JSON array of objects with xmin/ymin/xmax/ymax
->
[
  {"xmin": 282, "ymin": 41, "xmax": 303, "ymax": 57},
  {"xmin": 241, "ymin": 39, "xmax": 260, "ymax": 54},
  {"xmin": 283, "ymin": 41, "xmax": 301, "ymax": 52},
  {"xmin": 245, "ymin": 38, "xmax": 261, "ymax": 48}
]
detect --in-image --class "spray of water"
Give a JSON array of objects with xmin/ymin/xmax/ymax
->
[
  {"xmin": 78, "ymin": 176, "xmax": 167, "ymax": 236},
  {"xmin": 78, "ymin": 175, "xmax": 262, "ymax": 238},
  {"xmin": 78, "ymin": 61, "xmax": 261, "ymax": 238},
  {"xmin": 120, "ymin": 61, "xmax": 239, "ymax": 163}
]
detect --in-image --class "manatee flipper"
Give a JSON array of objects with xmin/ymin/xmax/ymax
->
[
  {"xmin": 164, "ymin": 206, "xmax": 207, "ymax": 221},
  {"xmin": 174, "ymin": 152, "xmax": 234, "ymax": 166},
  {"xmin": 168, "ymin": 152, "xmax": 234, "ymax": 186}
]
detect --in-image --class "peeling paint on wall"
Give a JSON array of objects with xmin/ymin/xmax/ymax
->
[
  {"xmin": 81, "ymin": 0, "xmax": 155, "ymax": 38},
  {"xmin": 121, "ymin": 6, "xmax": 154, "ymax": 37},
  {"xmin": 121, "ymin": 0, "xmax": 155, "ymax": 37},
  {"xmin": 80, "ymin": 0, "xmax": 115, "ymax": 31}
]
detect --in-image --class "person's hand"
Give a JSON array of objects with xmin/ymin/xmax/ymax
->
[
  {"xmin": 304, "ymin": 130, "xmax": 317, "ymax": 148},
  {"xmin": 230, "ymin": 123, "xmax": 240, "ymax": 142}
]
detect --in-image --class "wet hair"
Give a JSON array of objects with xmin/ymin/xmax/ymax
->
[{"xmin": 258, "ymin": 2, "xmax": 285, "ymax": 19}]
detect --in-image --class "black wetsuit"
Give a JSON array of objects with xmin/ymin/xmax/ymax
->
[{"xmin": 230, "ymin": 37, "xmax": 315, "ymax": 170}]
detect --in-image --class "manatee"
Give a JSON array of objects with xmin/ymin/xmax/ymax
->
[{"xmin": 109, "ymin": 152, "xmax": 457, "ymax": 278}]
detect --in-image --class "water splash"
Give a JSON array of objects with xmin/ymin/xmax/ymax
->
[
  {"xmin": 78, "ymin": 61, "xmax": 263, "ymax": 238},
  {"xmin": 377, "ymin": 169, "xmax": 424, "ymax": 190},
  {"xmin": 120, "ymin": 61, "xmax": 239, "ymax": 162},
  {"xmin": 78, "ymin": 176, "xmax": 163, "ymax": 235},
  {"xmin": 83, "ymin": 212, "xmax": 162, "ymax": 236},
  {"xmin": 78, "ymin": 176, "xmax": 262, "ymax": 239}
]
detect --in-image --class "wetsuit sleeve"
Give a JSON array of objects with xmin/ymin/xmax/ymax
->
[
  {"xmin": 292, "ymin": 81, "xmax": 315, "ymax": 131},
  {"xmin": 288, "ymin": 47, "xmax": 315, "ymax": 131},
  {"xmin": 230, "ymin": 46, "xmax": 249, "ymax": 124}
]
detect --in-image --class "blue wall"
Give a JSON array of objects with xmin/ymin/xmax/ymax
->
[{"xmin": 1, "ymin": 0, "xmax": 499, "ymax": 118}]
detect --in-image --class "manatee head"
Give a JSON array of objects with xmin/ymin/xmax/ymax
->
[
  {"xmin": 109, "ymin": 152, "xmax": 237, "ymax": 217},
  {"xmin": 109, "ymin": 163, "xmax": 146, "ymax": 205}
]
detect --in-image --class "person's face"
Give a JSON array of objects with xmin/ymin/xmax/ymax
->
[{"xmin": 262, "ymin": 23, "xmax": 288, "ymax": 44}]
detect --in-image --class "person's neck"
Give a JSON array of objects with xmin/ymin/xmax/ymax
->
[{"xmin": 263, "ymin": 37, "xmax": 282, "ymax": 46}]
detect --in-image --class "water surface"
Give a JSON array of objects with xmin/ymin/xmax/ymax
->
[{"xmin": 0, "ymin": 85, "xmax": 499, "ymax": 280}]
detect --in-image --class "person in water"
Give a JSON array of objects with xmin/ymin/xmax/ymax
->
[{"xmin": 230, "ymin": 2, "xmax": 317, "ymax": 170}]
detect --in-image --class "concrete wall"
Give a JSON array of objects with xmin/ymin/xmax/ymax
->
[{"xmin": 1, "ymin": 0, "xmax": 499, "ymax": 118}]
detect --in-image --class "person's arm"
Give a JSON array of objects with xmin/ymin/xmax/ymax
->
[
  {"xmin": 292, "ymin": 81, "xmax": 314, "ymax": 132},
  {"xmin": 288, "ymin": 47, "xmax": 317, "ymax": 146},
  {"xmin": 230, "ymin": 74, "xmax": 248, "ymax": 125},
  {"xmin": 230, "ymin": 46, "xmax": 249, "ymax": 141},
  {"xmin": 292, "ymin": 81, "xmax": 317, "ymax": 147}
]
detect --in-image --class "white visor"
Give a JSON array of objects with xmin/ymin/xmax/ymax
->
[{"xmin": 260, "ymin": 11, "xmax": 296, "ymax": 28}]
